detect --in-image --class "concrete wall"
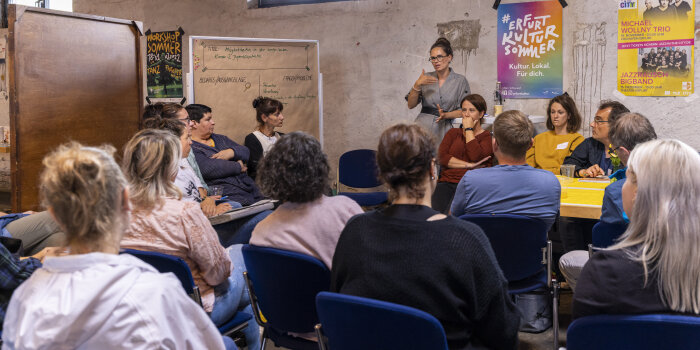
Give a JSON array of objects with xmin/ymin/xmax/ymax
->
[{"xmin": 74, "ymin": 0, "xmax": 700, "ymax": 173}]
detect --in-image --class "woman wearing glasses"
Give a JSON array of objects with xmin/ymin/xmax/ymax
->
[
  {"xmin": 526, "ymin": 93, "xmax": 584, "ymax": 174},
  {"xmin": 406, "ymin": 37, "xmax": 470, "ymax": 143}
]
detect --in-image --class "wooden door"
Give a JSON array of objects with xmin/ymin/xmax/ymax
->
[{"xmin": 8, "ymin": 6, "xmax": 144, "ymax": 211}]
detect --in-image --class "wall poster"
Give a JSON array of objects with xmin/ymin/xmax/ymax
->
[
  {"xmin": 618, "ymin": 0, "xmax": 694, "ymax": 96},
  {"xmin": 146, "ymin": 28, "xmax": 184, "ymax": 98},
  {"xmin": 497, "ymin": 0, "xmax": 563, "ymax": 99}
]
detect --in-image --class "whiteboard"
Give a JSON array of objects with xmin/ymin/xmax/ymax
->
[{"xmin": 189, "ymin": 36, "xmax": 322, "ymax": 145}]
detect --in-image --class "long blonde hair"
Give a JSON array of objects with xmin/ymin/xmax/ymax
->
[
  {"xmin": 40, "ymin": 142, "xmax": 127, "ymax": 251},
  {"xmin": 122, "ymin": 129, "xmax": 181, "ymax": 210},
  {"xmin": 611, "ymin": 139, "xmax": 700, "ymax": 314}
]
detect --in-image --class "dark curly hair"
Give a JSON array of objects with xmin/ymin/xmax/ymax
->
[
  {"xmin": 256, "ymin": 132, "xmax": 329, "ymax": 203},
  {"xmin": 546, "ymin": 93, "xmax": 582, "ymax": 133},
  {"xmin": 376, "ymin": 124, "xmax": 436, "ymax": 201}
]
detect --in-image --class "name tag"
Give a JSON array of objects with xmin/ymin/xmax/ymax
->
[{"xmin": 556, "ymin": 142, "xmax": 569, "ymax": 150}]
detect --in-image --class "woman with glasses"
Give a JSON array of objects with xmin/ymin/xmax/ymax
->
[
  {"xmin": 331, "ymin": 124, "xmax": 519, "ymax": 350},
  {"xmin": 244, "ymin": 96, "xmax": 285, "ymax": 180},
  {"xmin": 406, "ymin": 37, "xmax": 470, "ymax": 143},
  {"xmin": 432, "ymin": 94, "xmax": 493, "ymax": 214},
  {"xmin": 526, "ymin": 93, "xmax": 584, "ymax": 174}
]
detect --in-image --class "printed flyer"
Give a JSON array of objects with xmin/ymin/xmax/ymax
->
[
  {"xmin": 618, "ymin": 0, "xmax": 694, "ymax": 96},
  {"xmin": 146, "ymin": 28, "xmax": 184, "ymax": 98},
  {"xmin": 497, "ymin": 0, "xmax": 563, "ymax": 99}
]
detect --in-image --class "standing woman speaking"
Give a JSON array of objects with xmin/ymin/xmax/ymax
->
[{"xmin": 407, "ymin": 37, "xmax": 470, "ymax": 143}]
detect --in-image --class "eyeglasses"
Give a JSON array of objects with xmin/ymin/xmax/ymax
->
[
  {"xmin": 178, "ymin": 117, "xmax": 191, "ymax": 124},
  {"xmin": 428, "ymin": 55, "xmax": 448, "ymax": 62},
  {"xmin": 593, "ymin": 119, "xmax": 609, "ymax": 125}
]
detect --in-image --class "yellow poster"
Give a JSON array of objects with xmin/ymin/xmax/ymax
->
[{"xmin": 618, "ymin": 0, "xmax": 694, "ymax": 96}]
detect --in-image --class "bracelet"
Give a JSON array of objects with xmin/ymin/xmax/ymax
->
[
  {"xmin": 412, "ymin": 86, "xmax": 421, "ymax": 92},
  {"xmin": 464, "ymin": 127, "xmax": 474, "ymax": 131}
]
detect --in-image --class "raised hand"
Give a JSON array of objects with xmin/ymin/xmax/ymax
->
[{"xmin": 414, "ymin": 69, "xmax": 438, "ymax": 89}]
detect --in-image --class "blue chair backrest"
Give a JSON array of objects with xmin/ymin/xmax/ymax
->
[
  {"xmin": 567, "ymin": 314, "xmax": 700, "ymax": 350},
  {"xmin": 459, "ymin": 214, "xmax": 547, "ymax": 282},
  {"xmin": 122, "ymin": 248, "xmax": 196, "ymax": 295},
  {"xmin": 592, "ymin": 222, "xmax": 627, "ymax": 248},
  {"xmin": 242, "ymin": 245, "xmax": 330, "ymax": 333},
  {"xmin": 338, "ymin": 149, "xmax": 381, "ymax": 189},
  {"xmin": 316, "ymin": 292, "xmax": 448, "ymax": 350}
]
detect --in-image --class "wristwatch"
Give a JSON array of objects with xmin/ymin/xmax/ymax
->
[{"xmin": 464, "ymin": 128, "xmax": 474, "ymax": 131}]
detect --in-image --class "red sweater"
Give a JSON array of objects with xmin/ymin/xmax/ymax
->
[{"xmin": 438, "ymin": 128, "xmax": 493, "ymax": 184}]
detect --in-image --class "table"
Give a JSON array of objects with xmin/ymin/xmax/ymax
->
[{"xmin": 558, "ymin": 176, "xmax": 611, "ymax": 219}]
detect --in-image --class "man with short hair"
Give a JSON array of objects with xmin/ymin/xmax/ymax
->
[
  {"xmin": 600, "ymin": 112, "xmax": 657, "ymax": 224},
  {"xmin": 559, "ymin": 112, "xmax": 657, "ymax": 291},
  {"xmin": 450, "ymin": 110, "xmax": 560, "ymax": 230},
  {"xmin": 564, "ymin": 101, "xmax": 630, "ymax": 178}
]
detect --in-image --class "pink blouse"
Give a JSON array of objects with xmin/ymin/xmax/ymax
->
[{"xmin": 121, "ymin": 197, "xmax": 231, "ymax": 312}]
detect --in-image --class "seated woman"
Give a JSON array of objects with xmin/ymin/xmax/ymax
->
[
  {"xmin": 432, "ymin": 94, "xmax": 492, "ymax": 214},
  {"xmin": 251, "ymin": 132, "xmax": 362, "ymax": 269},
  {"xmin": 526, "ymin": 93, "xmax": 584, "ymax": 174},
  {"xmin": 143, "ymin": 102, "xmax": 209, "ymax": 190},
  {"xmin": 331, "ymin": 124, "xmax": 520, "ymax": 350},
  {"xmin": 574, "ymin": 139, "xmax": 700, "ymax": 319},
  {"xmin": 3, "ymin": 142, "xmax": 227, "ymax": 349},
  {"xmin": 187, "ymin": 103, "xmax": 265, "ymax": 206},
  {"xmin": 244, "ymin": 96, "xmax": 285, "ymax": 180},
  {"xmin": 142, "ymin": 116, "xmax": 238, "ymax": 217},
  {"xmin": 119, "ymin": 129, "xmax": 259, "ymax": 349}
]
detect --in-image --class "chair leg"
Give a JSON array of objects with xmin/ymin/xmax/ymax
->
[
  {"xmin": 315, "ymin": 324, "xmax": 327, "ymax": 350},
  {"xmin": 260, "ymin": 333, "xmax": 267, "ymax": 350},
  {"xmin": 552, "ymin": 281, "xmax": 560, "ymax": 350}
]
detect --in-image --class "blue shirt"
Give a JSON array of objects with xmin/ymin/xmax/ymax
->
[
  {"xmin": 450, "ymin": 164, "xmax": 561, "ymax": 229},
  {"xmin": 600, "ymin": 178, "xmax": 626, "ymax": 225}
]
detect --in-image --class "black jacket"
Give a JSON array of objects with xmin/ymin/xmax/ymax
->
[{"xmin": 563, "ymin": 137, "xmax": 605, "ymax": 177}]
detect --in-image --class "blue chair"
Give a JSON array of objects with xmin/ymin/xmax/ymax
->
[
  {"xmin": 337, "ymin": 149, "xmax": 388, "ymax": 206},
  {"xmin": 592, "ymin": 221, "xmax": 627, "ymax": 249},
  {"xmin": 242, "ymin": 245, "xmax": 330, "ymax": 350},
  {"xmin": 121, "ymin": 249, "xmax": 251, "ymax": 337},
  {"xmin": 315, "ymin": 291, "xmax": 448, "ymax": 350},
  {"xmin": 459, "ymin": 214, "xmax": 559, "ymax": 350},
  {"xmin": 567, "ymin": 314, "xmax": 700, "ymax": 350},
  {"xmin": 588, "ymin": 222, "xmax": 628, "ymax": 257}
]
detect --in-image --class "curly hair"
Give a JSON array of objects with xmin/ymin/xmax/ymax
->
[
  {"xmin": 376, "ymin": 124, "xmax": 436, "ymax": 201},
  {"xmin": 256, "ymin": 132, "xmax": 329, "ymax": 203}
]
